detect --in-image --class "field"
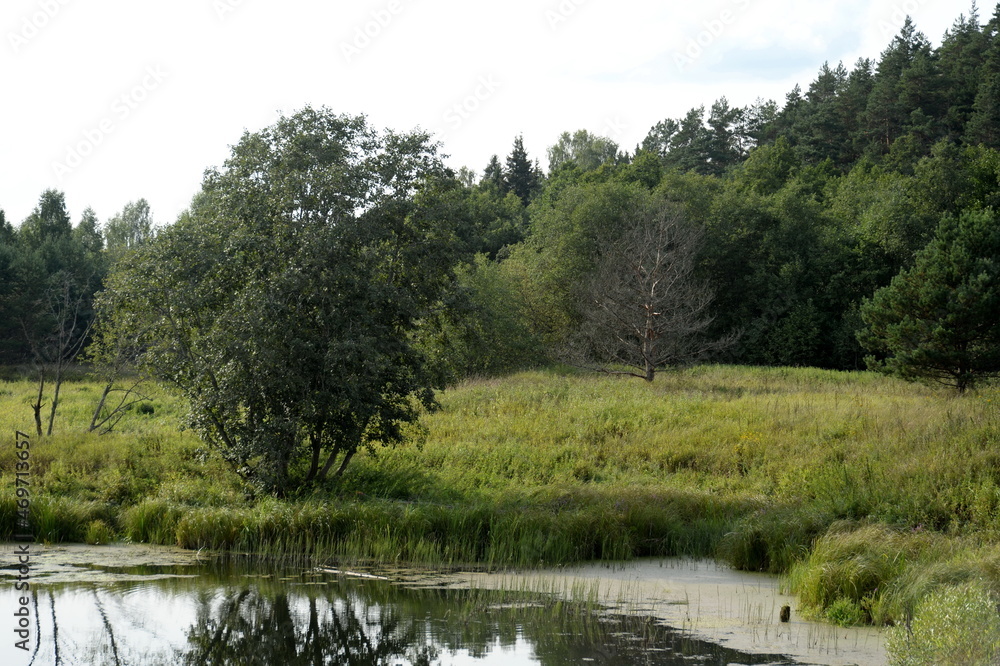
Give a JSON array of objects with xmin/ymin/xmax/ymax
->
[{"xmin": 2, "ymin": 365, "xmax": 999, "ymax": 658}]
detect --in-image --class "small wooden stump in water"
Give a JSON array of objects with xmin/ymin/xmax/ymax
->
[{"xmin": 780, "ymin": 605, "xmax": 791, "ymax": 623}]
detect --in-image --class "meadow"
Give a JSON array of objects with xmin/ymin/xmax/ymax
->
[{"xmin": 1, "ymin": 365, "xmax": 999, "ymax": 661}]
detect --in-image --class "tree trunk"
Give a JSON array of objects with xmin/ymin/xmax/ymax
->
[
  {"xmin": 315, "ymin": 446, "xmax": 344, "ymax": 483},
  {"xmin": 334, "ymin": 449, "xmax": 356, "ymax": 478},
  {"xmin": 32, "ymin": 373, "xmax": 45, "ymax": 437},
  {"xmin": 47, "ymin": 361, "xmax": 64, "ymax": 436},
  {"xmin": 303, "ymin": 435, "xmax": 322, "ymax": 485},
  {"xmin": 89, "ymin": 382, "xmax": 113, "ymax": 432}
]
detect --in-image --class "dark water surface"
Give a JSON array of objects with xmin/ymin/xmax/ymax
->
[{"xmin": 3, "ymin": 559, "xmax": 803, "ymax": 665}]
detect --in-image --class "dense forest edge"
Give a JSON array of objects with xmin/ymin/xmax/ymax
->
[{"xmin": 3, "ymin": 5, "xmax": 1000, "ymax": 664}]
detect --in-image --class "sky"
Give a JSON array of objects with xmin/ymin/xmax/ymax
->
[{"xmin": 1, "ymin": 0, "xmax": 972, "ymax": 229}]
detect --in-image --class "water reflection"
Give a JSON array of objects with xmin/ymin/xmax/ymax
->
[{"xmin": 8, "ymin": 562, "xmax": 798, "ymax": 665}]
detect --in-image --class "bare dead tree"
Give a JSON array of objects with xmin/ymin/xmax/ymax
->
[
  {"xmin": 573, "ymin": 201, "xmax": 735, "ymax": 381},
  {"xmin": 86, "ymin": 322, "xmax": 151, "ymax": 435},
  {"xmin": 23, "ymin": 272, "xmax": 95, "ymax": 436}
]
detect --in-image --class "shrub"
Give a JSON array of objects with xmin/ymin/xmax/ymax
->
[{"xmin": 886, "ymin": 582, "xmax": 1000, "ymax": 665}]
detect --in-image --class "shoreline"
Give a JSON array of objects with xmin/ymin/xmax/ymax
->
[{"xmin": 3, "ymin": 543, "xmax": 886, "ymax": 664}]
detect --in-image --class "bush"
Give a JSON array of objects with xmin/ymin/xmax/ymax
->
[{"xmin": 887, "ymin": 582, "xmax": 1000, "ymax": 665}]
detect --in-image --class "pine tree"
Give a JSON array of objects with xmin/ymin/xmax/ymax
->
[
  {"xmin": 938, "ymin": 5, "xmax": 986, "ymax": 138},
  {"xmin": 859, "ymin": 207, "xmax": 1000, "ymax": 391},
  {"xmin": 705, "ymin": 97, "xmax": 745, "ymax": 174},
  {"xmin": 966, "ymin": 5, "xmax": 1000, "ymax": 147},
  {"xmin": 863, "ymin": 18, "xmax": 934, "ymax": 154}
]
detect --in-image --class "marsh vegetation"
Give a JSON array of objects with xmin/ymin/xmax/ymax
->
[{"xmin": 2, "ymin": 365, "xmax": 998, "ymax": 663}]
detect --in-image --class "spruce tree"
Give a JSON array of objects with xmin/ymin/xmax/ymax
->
[{"xmin": 503, "ymin": 135, "xmax": 540, "ymax": 205}]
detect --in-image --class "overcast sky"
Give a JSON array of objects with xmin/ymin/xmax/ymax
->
[{"xmin": 1, "ymin": 0, "xmax": 970, "ymax": 228}]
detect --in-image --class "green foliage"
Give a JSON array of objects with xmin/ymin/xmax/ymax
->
[
  {"xmin": 886, "ymin": 583, "xmax": 1000, "ymax": 665},
  {"xmin": 859, "ymin": 207, "xmax": 1000, "ymax": 391},
  {"xmin": 505, "ymin": 181, "xmax": 660, "ymax": 348},
  {"xmin": 825, "ymin": 597, "xmax": 866, "ymax": 626},
  {"xmin": 418, "ymin": 255, "xmax": 545, "ymax": 381},
  {"xmin": 547, "ymin": 130, "xmax": 619, "ymax": 172},
  {"xmin": 104, "ymin": 198, "xmax": 154, "ymax": 259},
  {"xmin": 502, "ymin": 135, "xmax": 543, "ymax": 205}
]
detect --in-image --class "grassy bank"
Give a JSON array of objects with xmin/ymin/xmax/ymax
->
[{"xmin": 1, "ymin": 366, "xmax": 998, "ymax": 649}]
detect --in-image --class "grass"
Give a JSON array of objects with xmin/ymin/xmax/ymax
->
[{"xmin": 0, "ymin": 364, "xmax": 998, "ymax": 651}]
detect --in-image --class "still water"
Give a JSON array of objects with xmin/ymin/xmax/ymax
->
[{"xmin": 1, "ymin": 546, "xmax": 879, "ymax": 665}]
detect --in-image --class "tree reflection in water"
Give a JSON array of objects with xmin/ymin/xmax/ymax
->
[{"xmin": 13, "ymin": 566, "xmax": 796, "ymax": 666}]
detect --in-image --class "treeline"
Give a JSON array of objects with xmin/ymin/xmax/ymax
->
[
  {"xmin": 3, "ymin": 7, "xmax": 999, "ymax": 383},
  {"xmin": 0, "ymin": 193, "xmax": 153, "ymax": 365}
]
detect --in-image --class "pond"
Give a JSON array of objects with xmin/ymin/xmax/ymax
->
[{"xmin": 1, "ymin": 544, "xmax": 885, "ymax": 665}]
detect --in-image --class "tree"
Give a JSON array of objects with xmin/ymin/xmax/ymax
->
[
  {"xmin": 104, "ymin": 199, "xmax": 154, "ymax": 258},
  {"xmin": 858, "ymin": 208, "xmax": 1000, "ymax": 391},
  {"xmin": 0, "ymin": 211, "xmax": 19, "ymax": 362},
  {"xmin": 503, "ymin": 135, "xmax": 542, "ymax": 205},
  {"xmin": 95, "ymin": 107, "xmax": 462, "ymax": 494},
  {"xmin": 504, "ymin": 181, "xmax": 655, "ymax": 348},
  {"xmin": 705, "ymin": 97, "xmax": 747, "ymax": 174},
  {"xmin": 574, "ymin": 200, "xmax": 730, "ymax": 381},
  {"xmin": 481, "ymin": 154, "xmax": 504, "ymax": 191},
  {"xmin": 417, "ymin": 255, "xmax": 544, "ymax": 381},
  {"xmin": 547, "ymin": 129, "xmax": 619, "ymax": 172},
  {"xmin": 74, "ymin": 207, "xmax": 103, "ymax": 255},
  {"xmin": 18, "ymin": 189, "xmax": 72, "ymax": 247}
]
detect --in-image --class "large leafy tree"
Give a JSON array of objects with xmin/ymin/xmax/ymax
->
[
  {"xmin": 858, "ymin": 207, "xmax": 1000, "ymax": 391},
  {"xmin": 96, "ymin": 108, "xmax": 462, "ymax": 494}
]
